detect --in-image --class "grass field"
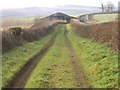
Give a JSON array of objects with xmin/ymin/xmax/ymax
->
[
  {"xmin": 67, "ymin": 24, "xmax": 118, "ymax": 88},
  {"xmin": 70, "ymin": 13, "xmax": 87, "ymax": 17},
  {"xmin": 93, "ymin": 14, "xmax": 118, "ymax": 23},
  {"xmin": 1, "ymin": 16, "xmax": 46, "ymax": 30},
  {"xmin": 25, "ymin": 24, "xmax": 118, "ymax": 88},
  {"xmin": 2, "ymin": 24, "xmax": 118, "ymax": 88},
  {"xmin": 25, "ymin": 25, "xmax": 77, "ymax": 88},
  {"xmin": 2, "ymin": 27, "xmax": 57, "ymax": 88},
  {"xmin": 2, "ymin": 16, "xmax": 34, "ymax": 28}
]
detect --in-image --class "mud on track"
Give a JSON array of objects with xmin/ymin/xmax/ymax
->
[
  {"xmin": 5, "ymin": 32, "xmax": 58, "ymax": 89},
  {"xmin": 64, "ymin": 26, "xmax": 89, "ymax": 88}
]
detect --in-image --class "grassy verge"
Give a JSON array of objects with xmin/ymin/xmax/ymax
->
[
  {"xmin": 66, "ymin": 24, "xmax": 118, "ymax": 88},
  {"xmin": 25, "ymin": 24, "xmax": 77, "ymax": 88},
  {"xmin": 2, "ymin": 26, "xmax": 57, "ymax": 88}
]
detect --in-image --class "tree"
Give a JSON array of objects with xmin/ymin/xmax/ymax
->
[
  {"xmin": 101, "ymin": 3, "xmax": 105, "ymax": 12},
  {"xmin": 101, "ymin": 2, "xmax": 115, "ymax": 13},
  {"xmin": 118, "ymin": 1, "xmax": 120, "ymax": 12},
  {"xmin": 106, "ymin": 2, "xmax": 114, "ymax": 12}
]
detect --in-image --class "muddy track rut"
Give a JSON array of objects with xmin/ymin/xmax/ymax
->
[
  {"xmin": 6, "ymin": 32, "xmax": 58, "ymax": 89},
  {"xmin": 64, "ymin": 26, "xmax": 89, "ymax": 88}
]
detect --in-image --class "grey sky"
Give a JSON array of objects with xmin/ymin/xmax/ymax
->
[{"xmin": 0, "ymin": 0, "xmax": 119, "ymax": 9}]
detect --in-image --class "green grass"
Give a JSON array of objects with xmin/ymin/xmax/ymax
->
[
  {"xmin": 86, "ymin": 14, "xmax": 118, "ymax": 24},
  {"xmin": 2, "ymin": 16, "xmax": 45, "ymax": 23},
  {"xmin": 66, "ymin": 24, "xmax": 118, "ymax": 88},
  {"xmin": 2, "ymin": 16, "xmax": 46, "ymax": 28},
  {"xmin": 70, "ymin": 13, "xmax": 88, "ymax": 17},
  {"xmin": 2, "ymin": 16, "xmax": 35, "ymax": 21},
  {"xmin": 94, "ymin": 14, "xmax": 118, "ymax": 23},
  {"xmin": 2, "ymin": 16, "xmax": 35, "ymax": 27},
  {"xmin": 25, "ymin": 24, "xmax": 77, "ymax": 88},
  {"xmin": 2, "ymin": 27, "xmax": 57, "ymax": 88},
  {"xmin": 2, "ymin": 23, "xmax": 119, "ymax": 88}
]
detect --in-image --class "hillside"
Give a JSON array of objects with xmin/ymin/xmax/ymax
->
[{"xmin": 2, "ymin": 5, "xmax": 101, "ymax": 17}]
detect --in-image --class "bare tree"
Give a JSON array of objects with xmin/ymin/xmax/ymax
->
[
  {"xmin": 106, "ymin": 2, "xmax": 114, "ymax": 12},
  {"xmin": 118, "ymin": 1, "xmax": 120, "ymax": 12},
  {"xmin": 101, "ymin": 3, "xmax": 105, "ymax": 12},
  {"xmin": 101, "ymin": 2, "xmax": 115, "ymax": 13},
  {"xmin": 110, "ymin": 3, "xmax": 114, "ymax": 12}
]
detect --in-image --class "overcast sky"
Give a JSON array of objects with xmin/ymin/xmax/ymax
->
[{"xmin": 0, "ymin": 0, "xmax": 119, "ymax": 9}]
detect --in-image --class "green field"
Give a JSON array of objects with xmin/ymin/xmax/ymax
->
[
  {"xmin": 2, "ymin": 24, "xmax": 118, "ymax": 88},
  {"xmin": 2, "ymin": 16, "xmax": 34, "ymax": 27},
  {"xmin": 25, "ymin": 25, "xmax": 77, "ymax": 88},
  {"xmin": 67, "ymin": 24, "xmax": 118, "ymax": 88},
  {"xmin": 93, "ymin": 14, "xmax": 118, "ymax": 23},
  {"xmin": 2, "ymin": 16, "xmax": 46, "ymax": 28},
  {"xmin": 2, "ymin": 28, "xmax": 57, "ymax": 88},
  {"xmin": 70, "ymin": 13, "xmax": 88, "ymax": 17}
]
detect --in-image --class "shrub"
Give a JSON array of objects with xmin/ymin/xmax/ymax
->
[
  {"xmin": 70, "ymin": 19, "xmax": 118, "ymax": 52},
  {"xmin": 9, "ymin": 27, "xmax": 22, "ymax": 36},
  {"xmin": 2, "ymin": 17, "xmax": 66, "ymax": 53}
]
